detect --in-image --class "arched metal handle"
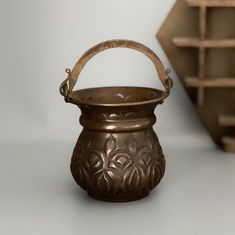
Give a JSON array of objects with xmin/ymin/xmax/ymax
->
[{"xmin": 60, "ymin": 39, "xmax": 173, "ymax": 101}]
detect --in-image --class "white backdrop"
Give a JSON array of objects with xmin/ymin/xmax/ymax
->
[
  {"xmin": 3, "ymin": 2, "xmax": 235, "ymax": 235},
  {"xmin": 1, "ymin": 0, "xmax": 209, "ymax": 143}
]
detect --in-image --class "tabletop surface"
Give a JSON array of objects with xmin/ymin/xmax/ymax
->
[{"xmin": 1, "ymin": 137, "xmax": 235, "ymax": 235}]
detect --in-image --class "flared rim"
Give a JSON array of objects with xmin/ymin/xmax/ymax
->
[{"xmin": 68, "ymin": 86, "xmax": 168, "ymax": 107}]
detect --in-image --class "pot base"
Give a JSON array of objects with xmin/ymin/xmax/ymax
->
[{"xmin": 87, "ymin": 192, "xmax": 149, "ymax": 202}]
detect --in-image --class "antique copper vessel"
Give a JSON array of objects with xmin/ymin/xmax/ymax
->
[{"xmin": 60, "ymin": 39, "xmax": 173, "ymax": 202}]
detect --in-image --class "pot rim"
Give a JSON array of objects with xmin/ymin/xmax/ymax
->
[{"xmin": 68, "ymin": 86, "xmax": 168, "ymax": 107}]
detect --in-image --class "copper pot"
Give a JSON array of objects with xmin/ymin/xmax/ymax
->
[{"xmin": 60, "ymin": 39, "xmax": 173, "ymax": 202}]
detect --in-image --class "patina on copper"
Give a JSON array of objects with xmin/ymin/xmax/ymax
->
[{"xmin": 60, "ymin": 39, "xmax": 173, "ymax": 202}]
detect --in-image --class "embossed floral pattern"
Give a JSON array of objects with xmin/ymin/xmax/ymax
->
[
  {"xmin": 97, "ymin": 112, "xmax": 137, "ymax": 120},
  {"xmin": 71, "ymin": 131, "xmax": 165, "ymax": 199}
]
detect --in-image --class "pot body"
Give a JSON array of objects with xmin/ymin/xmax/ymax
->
[{"xmin": 70, "ymin": 104, "xmax": 165, "ymax": 202}]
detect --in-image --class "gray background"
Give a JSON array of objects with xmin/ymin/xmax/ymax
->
[{"xmin": 1, "ymin": 0, "xmax": 235, "ymax": 234}]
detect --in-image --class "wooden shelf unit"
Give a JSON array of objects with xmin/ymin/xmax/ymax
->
[
  {"xmin": 172, "ymin": 2, "xmax": 235, "ymax": 107},
  {"xmin": 171, "ymin": 0, "xmax": 235, "ymax": 152}
]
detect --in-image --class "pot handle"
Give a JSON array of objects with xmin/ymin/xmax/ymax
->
[{"xmin": 60, "ymin": 39, "xmax": 173, "ymax": 102}]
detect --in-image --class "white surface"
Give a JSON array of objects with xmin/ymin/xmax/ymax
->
[
  {"xmin": 1, "ymin": 139, "xmax": 235, "ymax": 235},
  {"xmin": 1, "ymin": 0, "xmax": 235, "ymax": 234}
]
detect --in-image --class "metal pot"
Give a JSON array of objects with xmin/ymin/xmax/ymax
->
[{"xmin": 60, "ymin": 39, "xmax": 173, "ymax": 202}]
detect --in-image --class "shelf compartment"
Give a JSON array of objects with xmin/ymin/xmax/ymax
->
[
  {"xmin": 187, "ymin": 0, "xmax": 235, "ymax": 7},
  {"xmin": 222, "ymin": 136, "xmax": 235, "ymax": 153},
  {"xmin": 173, "ymin": 38, "xmax": 235, "ymax": 48},
  {"xmin": 185, "ymin": 77, "xmax": 235, "ymax": 88}
]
